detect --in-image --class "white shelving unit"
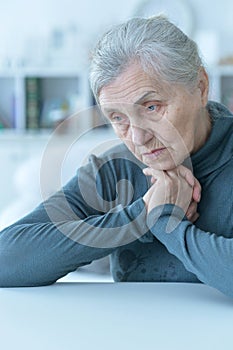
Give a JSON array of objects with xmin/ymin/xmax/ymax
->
[
  {"xmin": 2, "ymin": 65, "xmax": 232, "ymax": 132},
  {"xmin": 0, "ymin": 67, "xmax": 92, "ymax": 131},
  {"xmin": 209, "ymin": 65, "xmax": 233, "ymax": 112},
  {"xmin": 0, "ymin": 65, "xmax": 115, "ymax": 229}
]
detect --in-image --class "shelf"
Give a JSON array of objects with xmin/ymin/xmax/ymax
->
[
  {"xmin": 3, "ymin": 64, "xmax": 233, "ymax": 132},
  {"xmin": 0, "ymin": 77, "xmax": 15, "ymax": 127},
  {"xmin": 206, "ymin": 65, "xmax": 233, "ymax": 112},
  {"xmin": 0, "ymin": 66, "xmax": 85, "ymax": 77},
  {"xmin": 0, "ymin": 68, "xmax": 92, "ymax": 131}
]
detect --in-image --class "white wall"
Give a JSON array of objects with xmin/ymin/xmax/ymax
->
[
  {"xmin": 0, "ymin": 0, "xmax": 233, "ymax": 68},
  {"xmin": 0, "ymin": 0, "xmax": 141, "ymax": 67},
  {"xmin": 188, "ymin": 0, "xmax": 233, "ymax": 63}
]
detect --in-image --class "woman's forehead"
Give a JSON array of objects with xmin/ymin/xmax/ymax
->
[
  {"xmin": 98, "ymin": 65, "xmax": 175, "ymax": 105},
  {"xmin": 99, "ymin": 83, "xmax": 175, "ymax": 110}
]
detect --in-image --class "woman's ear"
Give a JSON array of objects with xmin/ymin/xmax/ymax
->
[{"xmin": 198, "ymin": 67, "xmax": 209, "ymax": 106}]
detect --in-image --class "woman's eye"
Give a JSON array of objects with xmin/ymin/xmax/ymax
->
[
  {"xmin": 146, "ymin": 104, "xmax": 159, "ymax": 112},
  {"xmin": 111, "ymin": 113, "xmax": 127, "ymax": 124},
  {"xmin": 110, "ymin": 114, "xmax": 129, "ymax": 131},
  {"xmin": 112, "ymin": 115, "xmax": 123, "ymax": 122}
]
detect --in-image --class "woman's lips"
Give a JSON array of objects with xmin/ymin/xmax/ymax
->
[{"xmin": 142, "ymin": 147, "xmax": 166, "ymax": 159}]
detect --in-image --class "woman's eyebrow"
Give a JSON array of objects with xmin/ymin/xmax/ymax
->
[
  {"xmin": 101, "ymin": 90, "xmax": 159, "ymax": 114},
  {"xmin": 133, "ymin": 91, "xmax": 158, "ymax": 105},
  {"xmin": 101, "ymin": 106, "xmax": 122, "ymax": 115}
]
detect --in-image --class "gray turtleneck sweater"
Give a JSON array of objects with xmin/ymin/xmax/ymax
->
[{"xmin": 0, "ymin": 101, "xmax": 233, "ymax": 298}]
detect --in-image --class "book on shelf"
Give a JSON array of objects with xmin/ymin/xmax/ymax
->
[
  {"xmin": 0, "ymin": 111, "xmax": 12, "ymax": 129},
  {"xmin": 25, "ymin": 77, "xmax": 41, "ymax": 129}
]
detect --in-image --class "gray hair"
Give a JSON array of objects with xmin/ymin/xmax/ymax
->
[{"xmin": 89, "ymin": 15, "xmax": 203, "ymax": 102}]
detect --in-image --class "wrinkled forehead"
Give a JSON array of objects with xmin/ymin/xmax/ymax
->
[{"xmin": 98, "ymin": 66, "xmax": 174, "ymax": 109}]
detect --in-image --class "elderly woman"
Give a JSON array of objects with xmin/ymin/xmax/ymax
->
[{"xmin": 0, "ymin": 16, "xmax": 233, "ymax": 298}]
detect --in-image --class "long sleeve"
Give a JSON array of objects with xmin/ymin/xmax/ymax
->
[
  {"xmin": 144, "ymin": 102, "xmax": 233, "ymax": 298},
  {"xmin": 0, "ymin": 151, "xmax": 148, "ymax": 287},
  {"xmin": 147, "ymin": 204, "xmax": 233, "ymax": 298}
]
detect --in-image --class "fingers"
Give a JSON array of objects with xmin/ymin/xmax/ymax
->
[
  {"xmin": 186, "ymin": 200, "xmax": 199, "ymax": 222},
  {"xmin": 174, "ymin": 165, "xmax": 202, "ymax": 203},
  {"xmin": 143, "ymin": 168, "xmax": 163, "ymax": 185},
  {"xmin": 143, "ymin": 165, "xmax": 195, "ymax": 188},
  {"xmin": 192, "ymin": 178, "xmax": 201, "ymax": 203},
  {"xmin": 191, "ymin": 212, "xmax": 200, "ymax": 223},
  {"xmin": 187, "ymin": 210, "xmax": 200, "ymax": 223},
  {"xmin": 186, "ymin": 200, "xmax": 197, "ymax": 217},
  {"xmin": 151, "ymin": 177, "xmax": 156, "ymax": 184},
  {"xmin": 143, "ymin": 165, "xmax": 202, "ymax": 218},
  {"xmin": 178, "ymin": 168, "xmax": 200, "ymax": 222},
  {"xmin": 177, "ymin": 165, "xmax": 194, "ymax": 187},
  {"xmin": 143, "ymin": 167, "xmax": 163, "ymax": 178}
]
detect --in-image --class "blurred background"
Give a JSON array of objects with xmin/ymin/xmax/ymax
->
[{"xmin": 1, "ymin": 0, "xmax": 233, "ymax": 230}]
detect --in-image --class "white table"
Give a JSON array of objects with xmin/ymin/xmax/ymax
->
[{"xmin": 1, "ymin": 282, "xmax": 233, "ymax": 350}]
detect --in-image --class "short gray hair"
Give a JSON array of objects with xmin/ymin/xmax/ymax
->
[{"xmin": 89, "ymin": 15, "xmax": 203, "ymax": 102}]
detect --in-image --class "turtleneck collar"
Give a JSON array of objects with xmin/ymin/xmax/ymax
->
[{"xmin": 191, "ymin": 101, "xmax": 233, "ymax": 178}]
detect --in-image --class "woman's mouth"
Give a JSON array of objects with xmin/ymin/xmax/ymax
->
[{"xmin": 142, "ymin": 147, "xmax": 166, "ymax": 159}]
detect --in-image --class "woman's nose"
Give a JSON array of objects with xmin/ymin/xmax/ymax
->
[{"xmin": 130, "ymin": 125, "xmax": 153, "ymax": 146}]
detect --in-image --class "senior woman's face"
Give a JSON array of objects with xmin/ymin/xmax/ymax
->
[{"xmin": 99, "ymin": 63, "xmax": 209, "ymax": 170}]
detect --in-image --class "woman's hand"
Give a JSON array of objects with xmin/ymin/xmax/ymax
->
[{"xmin": 143, "ymin": 165, "xmax": 201, "ymax": 223}]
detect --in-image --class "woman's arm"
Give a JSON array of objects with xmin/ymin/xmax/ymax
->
[
  {"xmin": 147, "ymin": 205, "xmax": 233, "ymax": 298},
  {"xmin": 143, "ymin": 165, "xmax": 233, "ymax": 298},
  {"xmin": 0, "ymin": 154, "xmax": 148, "ymax": 287}
]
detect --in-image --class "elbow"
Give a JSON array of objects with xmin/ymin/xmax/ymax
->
[
  {"xmin": 215, "ymin": 273, "xmax": 233, "ymax": 299},
  {"xmin": 0, "ymin": 251, "xmax": 31, "ymax": 287},
  {"xmin": 0, "ymin": 249, "xmax": 56, "ymax": 288},
  {"xmin": 202, "ymin": 267, "xmax": 233, "ymax": 300},
  {"xmin": 0, "ymin": 246, "xmax": 18, "ymax": 287},
  {"xmin": 0, "ymin": 227, "xmax": 58, "ymax": 287}
]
